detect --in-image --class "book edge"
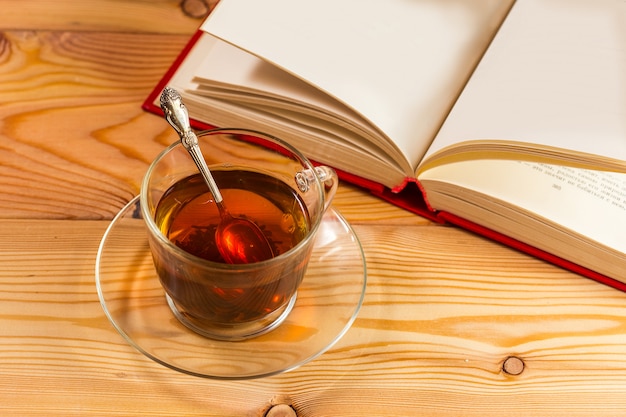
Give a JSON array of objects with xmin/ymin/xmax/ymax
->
[{"xmin": 438, "ymin": 211, "xmax": 626, "ymax": 291}]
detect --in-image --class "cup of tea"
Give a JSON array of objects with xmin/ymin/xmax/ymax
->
[{"xmin": 140, "ymin": 128, "xmax": 338, "ymax": 341}]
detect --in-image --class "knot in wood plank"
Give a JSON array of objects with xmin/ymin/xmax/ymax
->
[
  {"xmin": 502, "ymin": 356, "xmax": 525, "ymax": 375},
  {"xmin": 265, "ymin": 404, "xmax": 297, "ymax": 417},
  {"xmin": 180, "ymin": 0, "xmax": 213, "ymax": 19}
]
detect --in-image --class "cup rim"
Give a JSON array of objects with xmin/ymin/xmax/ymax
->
[{"xmin": 139, "ymin": 127, "xmax": 326, "ymax": 269}]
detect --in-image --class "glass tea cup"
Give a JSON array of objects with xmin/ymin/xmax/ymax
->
[{"xmin": 140, "ymin": 128, "xmax": 337, "ymax": 341}]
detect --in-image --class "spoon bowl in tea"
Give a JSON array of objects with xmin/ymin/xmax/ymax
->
[{"xmin": 159, "ymin": 87, "xmax": 275, "ymax": 264}]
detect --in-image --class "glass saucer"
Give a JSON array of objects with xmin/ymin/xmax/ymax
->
[{"xmin": 95, "ymin": 196, "xmax": 366, "ymax": 380}]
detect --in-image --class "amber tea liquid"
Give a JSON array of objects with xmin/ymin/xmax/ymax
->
[{"xmin": 152, "ymin": 170, "xmax": 311, "ymax": 326}]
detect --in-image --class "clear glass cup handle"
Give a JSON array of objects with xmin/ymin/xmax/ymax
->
[{"xmin": 295, "ymin": 166, "xmax": 338, "ymax": 211}]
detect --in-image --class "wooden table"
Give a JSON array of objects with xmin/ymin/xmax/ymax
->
[{"xmin": 3, "ymin": 1, "xmax": 626, "ymax": 415}]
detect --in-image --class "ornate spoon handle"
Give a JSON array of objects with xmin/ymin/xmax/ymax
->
[{"xmin": 159, "ymin": 87, "xmax": 225, "ymax": 206}]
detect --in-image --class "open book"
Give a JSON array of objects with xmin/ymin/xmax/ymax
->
[{"xmin": 144, "ymin": 0, "xmax": 626, "ymax": 289}]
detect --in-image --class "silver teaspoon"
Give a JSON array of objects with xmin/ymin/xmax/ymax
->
[{"xmin": 159, "ymin": 87, "xmax": 275, "ymax": 264}]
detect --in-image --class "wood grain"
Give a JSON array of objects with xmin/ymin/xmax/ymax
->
[
  {"xmin": 0, "ymin": 0, "xmax": 215, "ymax": 33},
  {"xmin": 2, "ymin": 220, "xmax": 626, "ymax": 416},
  {"xmin": 0, "ymin": 28, "xmax": 188, "ymax": 219},
  {"xmin": 0, "ymin": 0, "xmax": 219, "ymax": 220}
]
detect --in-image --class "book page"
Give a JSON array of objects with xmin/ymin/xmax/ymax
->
[
  {"xmin": 202, "ymin": 0, "xmax": 514, "ymax": 170},
  {"xmin": 423, "ymin": 0, "xmax": 626, "ymax": 169},
  {"xmin": 192, "ymin": 36, "xmax": 365, "ymax": 126},
  {"xmin": 190, "ymin": 35, "xmax": 407, "ymax": 166},
  {"xmin": 419, "ymin": 159, "xmax": 626, "ymax": 278},
  {"xmin": 164, "ymin": 34, "xmax": 219, "ymax": 92},
  {"xmin": 166, "ymin": 34, "xmax": 411, "ymax": 187}
]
